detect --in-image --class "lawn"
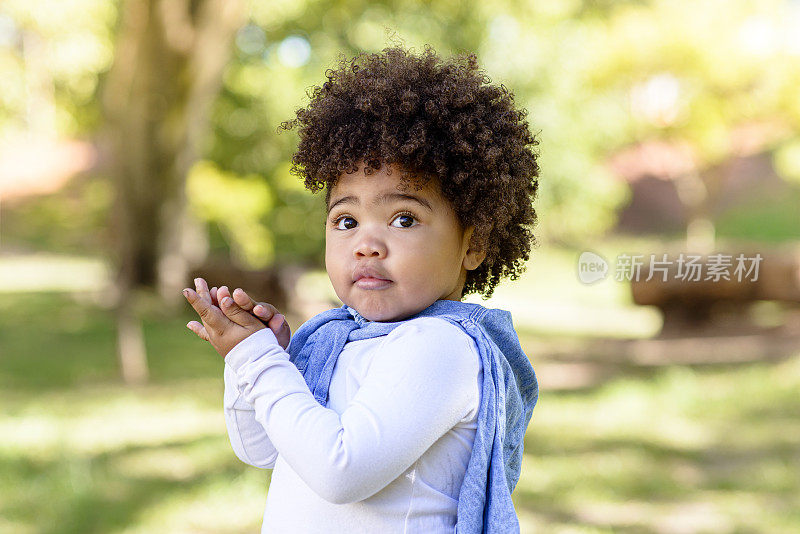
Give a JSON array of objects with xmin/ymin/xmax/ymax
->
[{"xmin": 1, "ymin": 244, "xmax": 798, "ymax": 533}]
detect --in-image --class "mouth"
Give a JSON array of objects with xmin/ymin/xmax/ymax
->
[{"xmin": 353, "ymin": 276, "xmax": 393, "ymax": 290}]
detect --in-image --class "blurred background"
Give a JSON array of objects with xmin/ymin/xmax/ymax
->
[{"xmin": 1, "ymin": 0, "xmax": 799, "ymax": 532}]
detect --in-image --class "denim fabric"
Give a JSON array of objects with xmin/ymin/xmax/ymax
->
[{"xmin": 286, "ymin": 299, "xmax": 538, "ymax": 533}]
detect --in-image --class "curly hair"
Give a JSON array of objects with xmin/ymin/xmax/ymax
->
[{"xmin": 279, "ymin": 44, "xmax": 540, "ymax": 299}]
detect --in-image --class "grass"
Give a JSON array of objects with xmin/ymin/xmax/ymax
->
[
  {"xmin": 1, "ymin": 291, "xmax": 270, "ymax": 534},
  {"xmin": 519, "ymin": 361, "xmax": 800, "ymax": 533},
  {"xmin": 714, "ymin": 186, "xmax": 800, "ymax": 244},
  {"xmin": 1, "ymin": 243, "xmax": 799, "ymax": 533}
]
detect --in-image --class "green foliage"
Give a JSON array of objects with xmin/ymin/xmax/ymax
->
[
  {"xmin": 0, "ymin": 0, "xmax": 117, "ymax": 136},
  {"xmin": 3, "ymin": 0, "xmax": 800, "ymax": 258},
  {"xmin": 773, "ymin": 137, "xmax": 800, "ymax": 185},
  {"xmin": 187, "ymin": 161, "xmax": 276, "ymax": 268}
]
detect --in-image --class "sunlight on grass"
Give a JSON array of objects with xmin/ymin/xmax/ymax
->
[
  {"xmin": 0, "ymin": 253, "xmax": 110, "ymax": 292},
  {"xmin": 0, "ymin": 380, "xmax": 265, "ymax": 534},
  {"xmin": 117, "ymin": 472, "xmax": 268, "ymax": 534},
  {"xmin": 1, "ymin": 381, "xmax": 225, "ymax": 455},
  {"xmin": 517, "ymin": 353, "xmax": 800, "ymax": 533}
]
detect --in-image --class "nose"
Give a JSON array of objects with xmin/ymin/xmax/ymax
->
[{"xmin": 353, "ymin": 230, "xmax": 387, "ymax": 258}]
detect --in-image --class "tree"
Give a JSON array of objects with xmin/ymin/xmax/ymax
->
[{"xmin": 101, "ymin": 0, "xmax": 246, "ymax": 384}]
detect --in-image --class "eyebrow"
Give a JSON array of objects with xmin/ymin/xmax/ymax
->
[{"xmin": 327, "ymin": 192, "xmax": 434, "ymax": 213}]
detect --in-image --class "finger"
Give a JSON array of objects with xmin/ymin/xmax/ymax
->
[
  {"xmin": 252, "ymin": 301, "xmax": 281, "ymax": 322},
  {"xmin": 183, "ymin": 287, "xmax": 230, "ymax": 331},
  {"xmin": 210, "ymin": 286, "xmax": 218, "ymax": 306},
  {"xmin": 194, "ymin": 277, "xmax": 212, "ymax": 304},
  {"xmin": 232, "ymin": 288, "xmax": 257, "ymax": 312},
  {"xmin": 267, "ymin": 313, "xmax": 287, "ymax": 332},
  {"xmin": 186, "ymin": 321, "xmax": 210, "ymax": 342},
  {"xmin": 217, "ymin": 286, "xmax": 232, "ymax": 307},
  {"xmin": 220, "ymin": 286, "xmax": 262, "ymax": 323},
  {"xmin": 219, "ymin": 294, "xmax": 262, "ymax": 328},
  {"xmin": 269, "ymin": 313, "xmax": 291, "ymax": 350}
]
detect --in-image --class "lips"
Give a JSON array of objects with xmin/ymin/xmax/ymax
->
[
  {"xmin": 352, "ymin": 265, "xmax": 393, "ymax": 290},
  {"xmin": 354, "ymin": 277, "xmax": 393, "ymax": 290}
]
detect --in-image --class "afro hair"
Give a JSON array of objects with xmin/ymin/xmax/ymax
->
[{"xmin": 279, "ymin": 44, "xmax": 540, "ymax": 299}]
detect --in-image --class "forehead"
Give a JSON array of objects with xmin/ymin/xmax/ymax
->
[{"xmin": 326, "ymin": 165, "xmax": 441, "ymax": 210}]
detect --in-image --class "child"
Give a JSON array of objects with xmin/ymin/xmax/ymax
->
[{"xmin": 183, "ymin": 44, "xmax": 540, "ymax": 533}]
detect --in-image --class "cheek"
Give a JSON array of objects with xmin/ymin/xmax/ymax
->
[
  {"xmin": 401, "ymin": 231, "xmax": 457, "ymax": 269},
  {"xmin": 326, "ymin": 237, "xmax": 351, "ymax": 282},
  {"xmin": 324, "ymin": 234, "xmax": 339, "ymax": 272}
]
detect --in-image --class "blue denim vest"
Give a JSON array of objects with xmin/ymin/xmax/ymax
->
[{"xmin": 286, "ymin": 299, "xmax": 538, "ymax": 533}]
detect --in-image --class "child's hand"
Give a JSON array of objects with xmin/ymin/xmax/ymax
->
[
  {"xmin": 183, "ymin": 277, "xmax": 267, "ymax": 358},
  {"xmin": 209, "ymin": 284, "xmax": 292, "ymax": 350}
]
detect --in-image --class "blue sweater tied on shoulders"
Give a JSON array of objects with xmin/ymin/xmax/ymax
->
[{"xmin": 286, "ymin": 299, "xmax": 539, "ymax": 533}]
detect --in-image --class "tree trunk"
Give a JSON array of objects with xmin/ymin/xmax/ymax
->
[{"xmin": 101, "ymin": 0, "xmax": 245, "ymax": 384}]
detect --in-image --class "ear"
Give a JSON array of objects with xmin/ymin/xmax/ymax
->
[{"xmin": 462, "ymin": 226, "xmax": 487, "ymax": 271}]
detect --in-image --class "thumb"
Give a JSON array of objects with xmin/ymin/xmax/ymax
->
[{"xmin": 268, "ymin": 314, "xmax": 291, "ymax": 350}]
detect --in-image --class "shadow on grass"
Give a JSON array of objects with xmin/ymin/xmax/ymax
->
[{"xmin": 516, "ymin": 358, "xmax": 800, "ymax": 532}]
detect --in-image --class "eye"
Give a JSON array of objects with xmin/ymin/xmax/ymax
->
[
  {"xmin": 391, "ymin": 213, "xmax": 418, "ymax": 228},
  {"xmin": 334, "ymin": 216, "xmax": 357, "ymax": 230}
]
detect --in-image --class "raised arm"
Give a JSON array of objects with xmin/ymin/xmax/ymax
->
[{"xmin": 225, "ymin": 317, "xmax": 481, "ymax": 505}]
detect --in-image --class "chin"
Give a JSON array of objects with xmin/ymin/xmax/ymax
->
[
  {"xmin": 346, "ymin": 300, "xmax": 403, "ymax": 323},
  {"xmin": 360, "ymin": 301, "xmax": 433, "ymax": 323},
  {"xmin": 359, "ymin": 307, "xmax": 404, "ymax": 323}
]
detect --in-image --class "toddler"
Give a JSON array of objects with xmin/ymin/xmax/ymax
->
[{"xmin": 183, "ymin": 44, "xmax": 540, "ymax": 533}]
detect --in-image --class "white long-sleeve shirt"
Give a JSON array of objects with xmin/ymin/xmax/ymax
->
[{"xmin": 223, "ymin": 316, "xmax": 483, "ymax": 533}]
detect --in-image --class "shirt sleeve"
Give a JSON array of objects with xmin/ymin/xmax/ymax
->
[
  {"xmin": 223, "ymin": 361, "xmax": 279, "ymax": 469},
  {"xmin": 224, "ymin": 317, "xmax": 481, "ymax": 505}
]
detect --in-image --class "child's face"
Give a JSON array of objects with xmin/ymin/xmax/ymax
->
[{"xmin": 325, "ymin": 162, "xmax": 483, "ymax": 322}]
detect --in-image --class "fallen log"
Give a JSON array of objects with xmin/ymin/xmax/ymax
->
[{"xmin": 629, "ymin": 244, "xmax": 800, "ymax": 333}]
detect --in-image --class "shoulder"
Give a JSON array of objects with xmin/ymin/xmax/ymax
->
[
  {"xmin": 380, "ymin": 316, "xmax": 481, "ymax": 373},
  {"xmin": 389, "ymin": 316, "xmax": 471, "ymax": 342}
]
